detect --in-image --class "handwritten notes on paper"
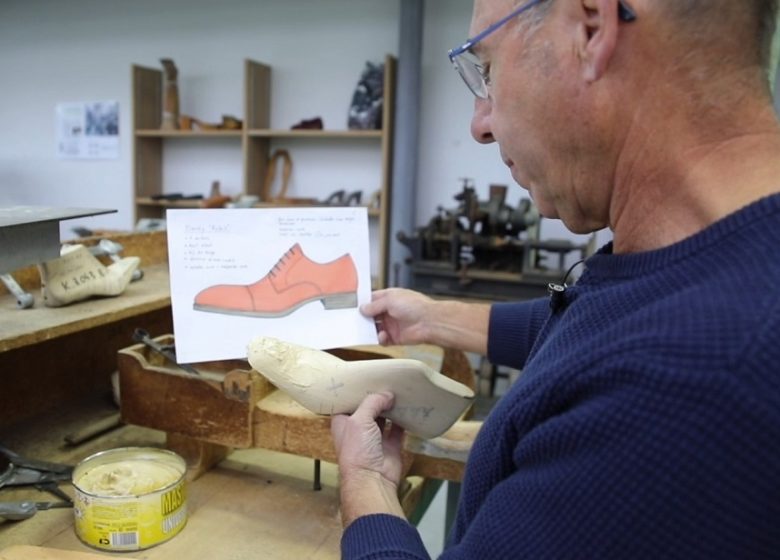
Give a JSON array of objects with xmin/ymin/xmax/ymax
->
[
  {"xmin": 183, "ymin": 224, "xmax": 244, "ymax": 271},
  {"xmin": 167, "ymin": 208, "xmax": 378, "ymax": 363}
]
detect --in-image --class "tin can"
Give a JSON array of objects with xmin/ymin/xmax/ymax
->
[{"xmin": 72, "ymin": 447, "xmax": 187, "ymax": 551}]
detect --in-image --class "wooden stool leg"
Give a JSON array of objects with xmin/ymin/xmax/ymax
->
[{"xmin": 166, "ymin": 433, "xmax": 230, "ymax": 481}]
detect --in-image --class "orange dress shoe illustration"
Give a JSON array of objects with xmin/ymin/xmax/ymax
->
[{"xmin": 193, "ymin": 243, "xmax": 358, "ymax": 317}]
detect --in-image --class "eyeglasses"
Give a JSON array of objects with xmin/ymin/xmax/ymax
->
[{"xmin": 448, "ymin": 0, "xmax": 637, "ymax": 98}]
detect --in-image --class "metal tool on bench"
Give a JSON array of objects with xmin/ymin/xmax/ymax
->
[
  {"xmin": 89, "ymin": 239, "xmax": 144, "ymax": 282},
  {"xmin": 0, "ymin": 499, "xmax": 72, "ymax": 521},
  {"xmin": 132, "ymin": 328, "xmax": 200, "ymax": 376},
  {"xmin": 0, "ymin": 273, "xmax": 34, "ymax": 309},
  {"xmin": 0, "ymin": 445, "xmax": 73, "ymax": 521}
]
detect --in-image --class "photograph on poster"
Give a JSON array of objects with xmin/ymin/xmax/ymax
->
[{"xmin": 56, "ymin": 100, "xmax": 119, "ymax": 159}]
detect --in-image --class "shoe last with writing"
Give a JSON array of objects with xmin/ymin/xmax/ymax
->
[
  {"xmin": 38, "ymin": 244, "xmax": 140, "ymax": 307},
  {"xmin": 193, "ymin": 243, "xmax": 358, "ymax": 318}
]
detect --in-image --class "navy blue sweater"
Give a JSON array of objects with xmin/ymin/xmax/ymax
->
[{"xmin": 342, "ymin": 194, "xmax": 780, "ymax": 559}]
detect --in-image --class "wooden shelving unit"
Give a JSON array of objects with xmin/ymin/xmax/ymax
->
[
  {"xmin": 135, "ymin": 129, "xmax": 243, "ymax": 138},
  {"xmin": 247, "ymin": 129, "xmax": 382, "ymax": 139},
  {"xmin": 132, "ymin": 56, "xmax": 396, "ymax": 287}
]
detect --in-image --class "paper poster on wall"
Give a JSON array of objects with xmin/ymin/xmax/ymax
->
[
  {"xmin": 56, "ymin": 101, "xmax": 119, "ymax": 159},
  {"xmin": 166, "ymin": 207, "xmax": 378, "ymax": 363}
]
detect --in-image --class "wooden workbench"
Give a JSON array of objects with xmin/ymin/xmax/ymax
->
[
  {"xmin": 0, "ymin": 231, "xmax": 172, "ymax": 431},
  {"xmin": 0, "ymin": 229, "xmax": 454, "ymax": 558},
  {"xmin": 0, "ymin": 397, "xmax": 350, "ymax": 559}
]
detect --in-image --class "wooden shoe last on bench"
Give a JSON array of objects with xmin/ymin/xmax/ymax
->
[
  {"xmin": 38, "ymin": 244, "xmax": 140, "ymax": 307},
  {"xmin": 248, "ymin": 336, "xmax": 475, "ymax": 439}
]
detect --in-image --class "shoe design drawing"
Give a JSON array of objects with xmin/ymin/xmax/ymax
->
[{"xmin": 193, "ymin": 243, "xmax": 358, "ymax": 318}]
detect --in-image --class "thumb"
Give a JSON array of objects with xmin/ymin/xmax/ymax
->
[
  {"xmin": 360, "ymin": 289, "xmax": 391, "ymax": 318},
  {"xmin": 353, "ymin": 392, "xmax": 395, "ymax": 423}
]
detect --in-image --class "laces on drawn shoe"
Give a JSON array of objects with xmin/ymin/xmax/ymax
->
[
  {"xmin": 269, "ymin": 246, "xmax": 297, "ymax": 279},
  {"xmin": 193, "ymin": 243, "xmax": 358, "ymax": 318}
]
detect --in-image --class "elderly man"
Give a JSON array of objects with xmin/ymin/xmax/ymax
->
[{"xmin": 331, "ymin": 0, "xmax": 780, "ymax": 558}]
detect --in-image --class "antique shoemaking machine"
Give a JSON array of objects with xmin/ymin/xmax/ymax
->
[{"xmin": 398, "ymin": 180, "xmax": 593, "ymax": 300}]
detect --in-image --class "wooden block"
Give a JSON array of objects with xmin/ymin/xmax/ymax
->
[
  {"xmin": 166, "ymin": 433, "xmax": 230, "ymax": 481},
  {"xmin": 119, "ymin": 335, "xmax": 477, "ymax": 482},
  {"xmin": 253, "ymin": 391, "xmax": 336, "ymax": 462},
  {"xmin": 118, "ymin": 336, "xmax": 272, "ymax": 448}
]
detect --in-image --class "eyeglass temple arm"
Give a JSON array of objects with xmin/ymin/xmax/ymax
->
[{"xmin": 618, "ymin": 0, "xmax": 637, "ymax": 22}]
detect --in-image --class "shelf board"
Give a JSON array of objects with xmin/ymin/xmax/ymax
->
[
  {"xmin": 136, "ymin": 197, "xmax": 204, "ymax": 208},
  {"xmin": 136, "ymin": 197, "xmax": 380, "ymax": 216},
  {"xmin": 248, "ymin": 129, "xmax": 382, "ymax": 139},
  {"xmin": 135, "ymin": 129, "xmax": 243, "ymax": 138}
]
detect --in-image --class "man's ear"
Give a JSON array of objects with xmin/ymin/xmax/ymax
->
[{"xmin": 576, "ymin": 0, "xmax": 620, "ymax": 82}]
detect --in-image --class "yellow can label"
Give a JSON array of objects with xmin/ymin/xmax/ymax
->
[{"xmin": 74, "ymin": 480, "xmax": 187, "ymax": 550}]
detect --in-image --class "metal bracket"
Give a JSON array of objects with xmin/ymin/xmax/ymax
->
[
  {"xmin": 89, "ymin": 239, "xmax": 144, "ymax": 282},
  {"xmin": 0, "ymin": 273, "xmax": 34, "ymax": 309}
]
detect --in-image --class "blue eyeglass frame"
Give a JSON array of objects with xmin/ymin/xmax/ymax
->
[{"xmin": 448, "ymin": 0, "xmax": 637, "ymax": 97}]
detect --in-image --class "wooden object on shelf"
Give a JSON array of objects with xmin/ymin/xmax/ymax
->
[
  {"xmin": 132, "ymin": 55, "xmax": 396, "ymax": 287},
  {"xmin": 179, "ymin": 114, "xmax": 243, "ymax": 131},
  {"xmin": 118, "ymin": 335, "xmax": 477, "ymax": 483},
  {"xmin": 160, "ymin": 58, "xmax": 180, "ymax": 131},
  {"xmin": 261, "ymin": 148, "xmax": 292, "ymax": 202},
  {"xmin": 200, "ymin": 180, "xmax": 232, "ymax": 208}
]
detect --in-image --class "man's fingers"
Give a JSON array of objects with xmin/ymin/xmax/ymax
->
[
  {"xmin": 353, "ymin": 391, "xmax": 395, "ymax": 422},
  {"xmin": 385, "ymin": 422, "xmax": 404, "ymax": 455},
  {"xmin": 360, "ymin": 289, "xmax": 394, "ymax": 318}
]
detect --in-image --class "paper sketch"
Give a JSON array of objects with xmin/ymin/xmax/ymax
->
[
  {"xmin": 193, "ymin": 243, "xmax": 357, "ymax": 317},
  {"xmin": 166, "ymin": 207, "xmax": 377, "ymax": 363}
]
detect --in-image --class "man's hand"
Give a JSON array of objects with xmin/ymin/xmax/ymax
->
[
  {"xmin": 331, "ymin": 392, "xmax": 406, "ymax": 527},
  {"xmin": 361, "ymin": 287, "xmax": 491, "ymax": 354},
  {"xmin": 360, "ymin": 288, "xmax": 435, "ymax": 346}
]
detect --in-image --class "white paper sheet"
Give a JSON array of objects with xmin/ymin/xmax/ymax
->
[{"xmin": 166, "ymin": 207, "xmax": 379, "ymax": 363}]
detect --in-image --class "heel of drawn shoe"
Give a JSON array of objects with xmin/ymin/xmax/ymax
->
[{"xmin": 321, "ymin": 292, "xmax": 358, "ymax": 310}]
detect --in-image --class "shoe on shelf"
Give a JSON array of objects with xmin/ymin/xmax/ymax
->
[
  {"xmin": 193, "ymin": 243, "xmax": 357, "ymax": 318},
  {"xmin": 247, "ymin": 335, "xmax": 475, "ymax": 439},
  {"xmin": 322, "ymin": 189, "xmax": 346, "ymax": 206},
  {"xmin": 38, "ymin": 244, "xmax": 140, "ymax": 307},
  {"xmin": 291, "ymin": 117, "xmax": 324, "ymax": 130},
  {"xmin": 344, "ymin": 190, "xmax": 362, "ymax": 206}
]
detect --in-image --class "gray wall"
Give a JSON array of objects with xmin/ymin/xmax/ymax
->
[{"xmin": 0, "ymin": 0, "xmax": 598, "ymax": 253}]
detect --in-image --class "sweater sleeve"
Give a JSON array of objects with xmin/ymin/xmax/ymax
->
[
  {"xmin": 340, "ymin": 360, "xmax": 780, "ymax": 559},
  {"xmin": 341, "ymin": 514, "xmax": 431, "ymax": 560},
  {"xmin": 487, "ymin": 298, "xmax": 549, "ymax": 369},
  {"xmin": 438, "ymin": 359, "xmax": 780, "ymax": 559}
]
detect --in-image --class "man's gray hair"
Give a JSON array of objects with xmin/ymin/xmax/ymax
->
[
  {"xmin": 665, "ymin": 0, "xmax": 778, "ymax": 68},
  {"xmin": 517, "ymin": 0, "xmax": 778, "ymax": 68}
]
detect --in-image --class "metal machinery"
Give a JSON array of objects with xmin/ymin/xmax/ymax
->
[{"xmin": 398, "ymin": 180, "xmax": 593, "ymax": 301}]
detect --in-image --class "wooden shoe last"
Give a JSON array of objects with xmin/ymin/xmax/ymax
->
[
  {"xmin": 38, "ymin": 244, "xmax": 140, "ymax": 307},
  {"xmin": 247, "ymin": 336, "xmax": 475, "ymax": 439}
]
